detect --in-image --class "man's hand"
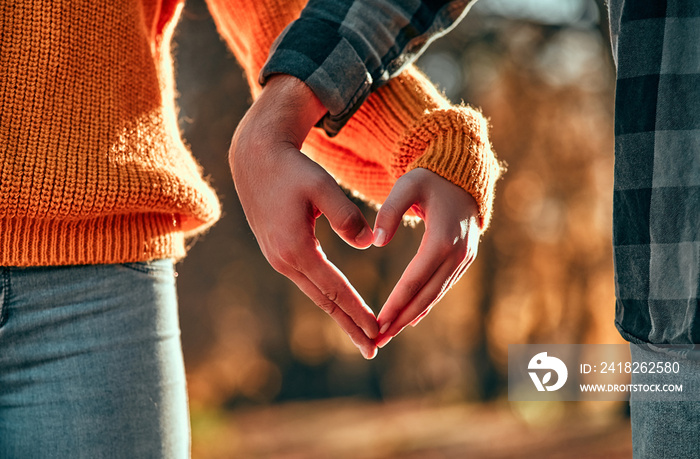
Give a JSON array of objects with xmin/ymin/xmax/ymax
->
[
  {"xmin": 230, "ymin": 75, "xmax": 379, "ymax": 359},
  {"xmin": 373, "ymin": 168, "xmax": 481, "ymax": 348}
]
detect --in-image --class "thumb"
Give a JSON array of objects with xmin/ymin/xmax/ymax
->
[
  {"xmin": 373, "ymin": 175, "xmax": 421, "ymax": 247},
  {"xmin": 315, "ymin": 182, "xmax": 373, "ymax": 249}
]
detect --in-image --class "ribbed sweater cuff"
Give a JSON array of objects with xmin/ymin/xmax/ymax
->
[
  {"xmin": 0, "ymin": 213, "xmax": 185, "ymax": 266},
  {"xmin": 394, "ymin": 108, "xmax": 502, "ymax": 230}
]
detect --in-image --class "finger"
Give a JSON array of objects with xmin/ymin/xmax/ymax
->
[
  {"xmin": 372, "ymin": 176, "xmax": 420, "ymax": 247},
  {"xmin": 408, "ymin": 261, "xmax": 470, "ymax": 328},
  {"xmin": 375, "ymin": 229, "xmax": 446, "ymax": 334},
  {"xmin": 297, "ymin": 243, "xmax": 380, "ymax": 340},
  {"xmin": 263, "ymin": 222, "xmax": 379, "ymax": 340},
  {"xmin": 314, "ymin": 180, "xmax": 373, "ymax": 249},
  {"xmin": 409, "ymin": 308, "xmax": 431, "ymax": 328},
  {"xmin": 376, "ymin": 205, "xmax": 478, "ymax": 341},
  {"xmin": 376, "ymin": 258, "xmax": 458, "ymax": 348},
  {"xmin": 386, "ymin": 249, "xmax": 473, "ymax": 338},
  {"xmin": 283, "ymin": 268, "xmax": 378, "ymax": 360}
]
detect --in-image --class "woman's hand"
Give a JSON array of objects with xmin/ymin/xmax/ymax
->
[{"xmin": 373, "ymin": 168, "xmax": 481, "ymax": 348}]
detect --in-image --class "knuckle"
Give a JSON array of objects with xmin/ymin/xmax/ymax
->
[
  {"xmin": 334, "ymin": 206, "xmax": 363, "ymax": 234},
  {"xmin": 276, "ymin": 246, "xmax": 298, "ymax": 266},
  {"xmin": 398, "ymin": 170, "xmax": 420, "ymax": 187},
  {"xmin": 317, "ymin": 299, "xmax": 338, "ymax": 316},
  {"xmin": 323, "ymin": 289, "xmax": 339, "ymax": 305},
  {"xmin": 275, "ymin": 238, "xmax": 315, "ymax": 271},
  {"xmin": 307, "ymin": 172, "xmax": 335, "ymax": 193},
  {"xmin": 276, "ymin": 249, "xmax": 303, "ymax": 273},
  {"xmin": 379, "ymin": 202, "xmax": 401, "ymax": 222},
  {"xmin": 405, "ymin": 279, "xmax": 423, "ymax": 298},
  {"xmin": 268, "ymin": 256, "xmax": 289, "ymax": 274}
]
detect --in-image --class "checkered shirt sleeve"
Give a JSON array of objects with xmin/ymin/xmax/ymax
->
[
  {"xmin": 259, "ymin": 0, "xmax": 477, "ymax": 136},
  {"xmin": 609, "ymin": 0, "xmax": 700, "ymax": 345}
]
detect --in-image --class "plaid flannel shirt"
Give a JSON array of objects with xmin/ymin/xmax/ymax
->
[
  {"xmin": 609, "ymin": 0, "xmax": 700, "ymax": 346},
  {"xmin": 261, "ymin": 0, "xmax": 699, "ymax": 346},
  {"xmin": 259, "ymin": 0, "xmax": 477, "ymax": 136}
]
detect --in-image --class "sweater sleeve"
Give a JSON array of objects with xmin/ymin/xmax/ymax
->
[{"xmin": 205, "ymin": 0, "xmax": 502, "ymax": 229}]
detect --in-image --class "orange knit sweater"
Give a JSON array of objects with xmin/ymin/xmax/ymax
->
[
  {"xmin": 1, "ymin": 1, "xmax": 220, "ymax": 266},
  {"xmin": 0, "ymin": 0, "xmax": 501, "ymax": 267}
]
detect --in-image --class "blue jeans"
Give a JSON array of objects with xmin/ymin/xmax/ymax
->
[
  {"xmin": 0, "ymin": 260, "xmax": 189, "ymax": 458},
  {"xmin": 630, "ymin": 344, "xmax": 700, "ymax": 459}
]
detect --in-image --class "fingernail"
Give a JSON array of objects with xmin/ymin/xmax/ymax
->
[
  {"xmin": 379, "ymin": 321, "xmax": 391, "ymax": 335},
  {"xmin": 364, "ymin": 347, "xmax": 377, "ymax": 360},
  {"xmin": 373, "ymin": 228, "xmax": 387, "ymax": 247},
  {"xmin": 363, "ymin": 324, "xmax": 378, "ymax": 340},
  {"xmin": 377, "ymin": 336, "xmax": 392, "ymax": 348},
  {"xmin": 355, "ymin": 227, "xmax": 371, "ymax": 245}
]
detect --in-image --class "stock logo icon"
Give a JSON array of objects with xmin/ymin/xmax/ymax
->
[{"xmin": 528, "ymin": 352, "xmax": 568, "ymax": 391}]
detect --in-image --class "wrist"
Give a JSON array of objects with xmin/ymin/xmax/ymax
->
[
  {"xmin": 397, "ymin": 108, "xmax": 502, "ymax": 230},
  {"xmin": 230, "ymin": 74, "xmax": 328, "ymax": 180},
  {"xmin": 257, "ymin": 74, "xmax": 327, "ymax": 148}
]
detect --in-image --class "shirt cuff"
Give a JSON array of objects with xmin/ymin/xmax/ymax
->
[{"xmin": 259, "ymin": 19, "xmax": 373, "ymax": 137}]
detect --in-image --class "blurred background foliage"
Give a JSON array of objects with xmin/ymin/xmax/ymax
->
[{"xmin": 173, "ymin": 0, "xmax": 630, "ymax": 456}]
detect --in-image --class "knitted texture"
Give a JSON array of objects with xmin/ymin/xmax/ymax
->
[
  {"xmin": 207, "ymin": 0, "xmax": 502, "ymax": 229},
  {"xmin": 305, "ymin": 67, "xmax": 502, "ymax": 228},
  {"xmin": 0, "ymin": 1, "xmax": 221, "ymax": 266}
]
